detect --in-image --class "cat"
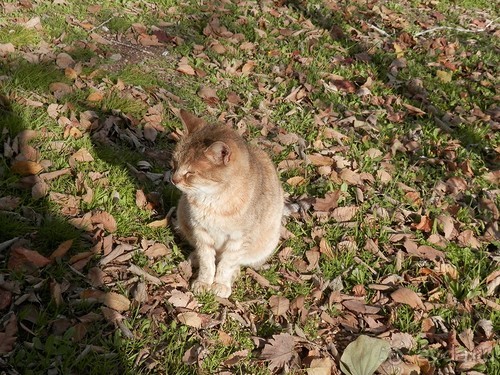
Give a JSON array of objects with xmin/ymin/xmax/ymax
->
[{"xmin": 171, "ymin": 110, "xmax": 284, "ymax": 298}]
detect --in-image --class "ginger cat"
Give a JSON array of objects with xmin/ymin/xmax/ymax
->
[{"xmin": 171, "ymin": 110, "xmax": 283, "ymax": 298}]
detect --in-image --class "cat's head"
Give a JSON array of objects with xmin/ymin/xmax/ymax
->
[{"xmin": 170, "ymin": 110, "xmax": 246, "ymax": 195}]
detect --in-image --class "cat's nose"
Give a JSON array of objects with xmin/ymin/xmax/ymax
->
[{"xmin": 171, "ymin": 173, "xmax": 182, "ymax": 185}]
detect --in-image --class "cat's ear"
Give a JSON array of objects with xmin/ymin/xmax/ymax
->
[
  {"xmin": 179, "ymin": 109, "xmax": 206, "ymax": 134},
  {"xmin": 204, "ymin": 141, "xmax": 231, "ymax": 165}
]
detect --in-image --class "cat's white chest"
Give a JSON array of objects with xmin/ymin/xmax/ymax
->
[{"xmin": 189, "ymin": 201, "xmax": 243, "ymax": 250}]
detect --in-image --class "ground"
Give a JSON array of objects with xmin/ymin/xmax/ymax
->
[{"xmin": 0, "ymin": 0, "xmax": 499, "ymax": 374}]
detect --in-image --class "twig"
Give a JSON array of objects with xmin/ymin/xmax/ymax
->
[
  {"xmin": 369, "ymin": 24, "xmax": 390, "ymax": 37},
  {"xmin": 415, "ymin": 18, "xmax": 498, "ymax": 37},
  {"xmin": 88, "ymin": 16, "xmax": 114, "ymax": 33},
  {"xmin": 109, "ymin": 39, "xmax": 155, "ymax": 56}
]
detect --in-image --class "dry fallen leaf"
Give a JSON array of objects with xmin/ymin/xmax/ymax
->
[
  {"xmin": 260, "ymin": 333, "xmax": 296, "ymax": 371},
  {"xmin": 90, "ymin": 211, "xmax": 117, "ymax": 233},
  {"xmin": 50, "ymin": 239, "xmax": 73, "ymax": 260},
  {"xmin": 332, "ymin": 206, "xmax": 358, "ymax": 222},
  {"xmin": 11, "ymin": 160, "xmax": 44, "ymax": 175},
  {"xmin": 8, "ymin": 246, "xmax": 51, "ymax": 271},
  {"xmin": 391, "ymin": 287, "xmax": 425, "ymax": 309},
  {"xmin": 177, "ymin": 311, "xmax": 202, "ymax": 328},
  {"xmin": 144, "ymin": 243, "xmax": 171, "ymax": 258},
  {"xmin": 313, "ymin": 190, "xmax": 340, "ymax": 212},
  {"xmin": 269, "ymin": 295, "xmax": 290, "ymax": 317},
  {"xmin": 0, "ymin": 314, "xmax": 17, "ymax": 354},
  {"xmin": 0, "ymin": 196, "xmax": 21, "ymax": 211},
  {"xmin": 56, "ymin": 52, "xmax": 75, "ymax": 69},
  {"xmin": 87, "ymin": 91, "xmax": 104, "ymax": 102}
]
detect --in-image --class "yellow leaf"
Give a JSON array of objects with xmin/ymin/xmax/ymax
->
[
  {"xmin": 436, "ymin": 70, "xmax": 452, "ymax": 83},
  {"xmin": 87, "ymin": 91, "xmax": 104, "ymax": 102}
]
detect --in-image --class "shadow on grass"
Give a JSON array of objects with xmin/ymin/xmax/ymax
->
[{"xmin": 285, "ymin": 0, "xmax": 499, "ymax": 169}]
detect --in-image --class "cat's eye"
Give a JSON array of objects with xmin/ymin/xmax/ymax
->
[{"xmin": 185, "ymin": 171, "xmax": 195, "ymax": 177}]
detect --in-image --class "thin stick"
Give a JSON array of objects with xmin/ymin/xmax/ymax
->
[
  {"xmin": 369, "ymin": 24, "xmax": 390, "ymax": 37},
  {"xmin": 89, "ymin": 16, "xmax": 114, "ymax": 33},
  {"xmin": 415, "ymin": 18, "xmax": 497, "ymax": 37}
]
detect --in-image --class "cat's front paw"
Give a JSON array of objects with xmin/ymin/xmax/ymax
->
[
  {"xmin": 211, "ymin": 283, "xmax": 231, "ymax": 298},
  {"xmin": 191, "ymin": 280, "xmax": 212, "ymax": 295}
]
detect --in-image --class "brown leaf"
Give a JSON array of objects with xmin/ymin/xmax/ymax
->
[
  {"xmin": 40, "ymin": 168, "xmax": 71, "ymax": 181},
  {"xmin": 56, "ymin": 52, "xmax": 75, "ymax": 69},
  {"xmin": 319, "ymin": 237, "xmax": 334, "ymax": 258},
  {"xmin": 0, "ymin": 196, "xmax": 21, "ymax": 211},
  {"xmin": 332, "ymin": 206, "xmax": 358, "ymax": 222},
  {"xmin": 0, "ymin": 289, "xmax": 12, "ymax": 310},
  {"xmin": 269, "ymin": 295, "xmax": 290, "ymax": 317},
  {"xmin": 87, "ymin": 91, "xmax": 104, "ymax": 102},
  {"xmin": 90, "ymin": 211, "xmax": 117, "ymax": 233},
  {"xmin": 313, "ymin": 191, "xmax": 340, "ymax": 212},
  {"xmin": 198, "ymin": 86, "xmax": 219, "ymax": 104},
  {"xmin": 241, "ymin": 60, "xmax": 255, "ymax": 74},
  {"xmin": 436, "ymin": 214, "xmax": 454, "ymax": 239},
  {"xmin": 135, "ymin": 189, "xmax": 147, "ymax": 209},
  {"xmin": 0, "ymin": 43, "xmax": 15, "ymax": 55},
  {"xmin": 50, "ymin": 239, "xmax": 73, "ymax": 260},
  {"xmin": 260, "ymin": 333, "xmax": 296, "ymax": 371},
  {"xmin": 177, "ymin": 62, "xmax": 196, "ymax": 76},
  {"xmin": 32, "ymin": 179, "xmax": 49, "ymax": 200},
  {"xmin": 483, "ymin": 170, "xmax": 500, "ymax": 184},
  {"xmin": 0, "ymin": 314, "xmax": 17, "ymax": 354},
  {"xmin": 223, "ymin": 349, "xmax": 249, "ymax": 367},
  {"xmin": 287, "ymin": 176, "xmax": 306, "ymax": 186},
  {"xmin": 11, "ymin": 160, "xmax": 44, "ymax": 175},
  {"xmin": 446, "ymin": 176, "xmax": 467, "ymax": 194},
  {"xmin": 391, "ymin": 287, "xmax": 425, "ymax": 309},
  {"xmin": 8, "ymin": 246, "xmax": 51, "ymax": 271},
  {"xmin": 177, "ymin": 311, "xmax": 202, "ymax": 328},
  {"xmin": 81, "ymin": 290, "xmax": 130, "ymax": 312},
  {"xmin": 457, "ymin": 229, "xmax": 481, "ymax": 249},
  {"xmin": 49, "ymin": 82, "xmax": 73, "ymax": 96},
  {"xmin": 411, "ymin": 215, "xmax": 432, "ymax": 232},
  {"xmin": 339, "ymin": 169, "xmax": 361, "ymax": 185},
  {"xmin": 143, "ymin": 124, "xmax": 158, "ymax": 142},
  {"xmin": 308, "ymin": 154, "xmax": 333, "ymax": 166},
  {"xmin": 144, "ymin": 243, "xmax": 171, "ymax": 258},
  {"xmin": 69, "ymin": 148, "xmax": 94, "ymax": 167}
]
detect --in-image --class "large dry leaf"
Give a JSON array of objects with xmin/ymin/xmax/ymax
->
[
  {"xmin": 339, "ymin": 169, "xmax": 361, "ymax": 185},
  {"xmin": 32, "ymin": 179, "xmax": 49, "ymax": 200},
  {"xmin": 260, "ymin": 333, "xmax": 296, "ymax": 371},
  {"xmin": 313, "ymin": 191, "xmax": 340, "ymax": 212},
  {"xmin": 50, "ymin": 239, "xmax": 73, "ymax": 259},
  {"xmin": 90, "ymin": 211, "xmax": 117, "ymax": 232},
  {"xmin": 144, "ymin": 243, "xmax": 171, "ymax": 258},
  {"xmin": 11, "ymin": 160, "xmax": 44, "ymax": 175},
  {"xmin": 437, "ymin": 214, "xmax": 454, "ymax": 239},
  {"xmin": 69, "ymin": 148, "xmax": 94, "ymax": 167},
  {"xmin": 0, "ymin": 314, "xmax": 17, "ymax": 354},
  {"xmin": 0, "ymin": 196, "xmax": 21, "ymax": 210},
  {"xmin": 81, "ymin": 290, "xmax": 130, "ymax": 312},
  {"xmin": 391, "ymin": 287, "xmax": 425, "ymax": 309},
  {"xmin": 56, "ymin": 52, "xmax": 75, "ymax": 68},
  {"xmin": 332, "ymin": 206, "xmax": 358, "ymax": 222},
  {"xmin": 269, "ymin": 295, "xmax": 290, "ymax": 317},
  {"xmin": 8, "ymin": 246, "xmax": 51, "ymax": 271},
  {"xmin": 307, "ymin": 357, "xmax": 335, "ymax": 375},
  {"xmin": 177, "ymin": 311, "xmax": 202, "ymax": 328},
  {"xmin": 340, "ymin": 335, "xmax": 390, "ymax": 375},
  {"xmin": 0, "ymin": 43, "xmax": 15, "ymax": 55}
]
